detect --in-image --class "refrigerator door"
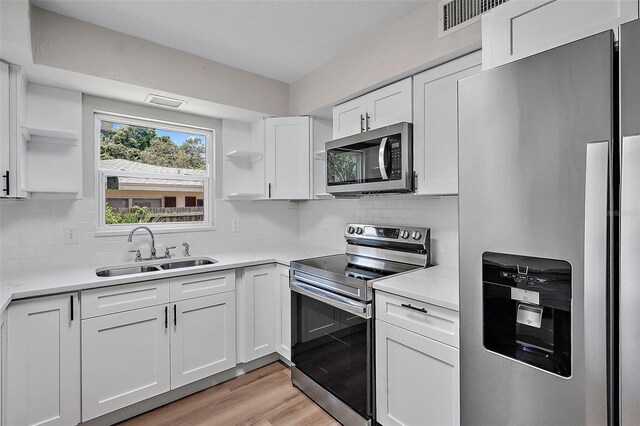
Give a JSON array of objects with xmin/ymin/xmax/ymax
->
[
  {"xmin": 619, "ymin": 18, "xmax": 640, "ymax": 426},
  {"xmin": 459, "ymin": 31, "xmax": 613, "ymax": 425}
]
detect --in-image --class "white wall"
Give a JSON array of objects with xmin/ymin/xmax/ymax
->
[
  {"xmin": 0, "ymin": 198, "xmax": 299, "ymax": 273},
  {"xmin": 289, "ymin": 1, "xmax": 481, "ymax": 115},
  {"xmin": 297, "ymin": 196, "xmax": 459, "ymax": 267},
  {"xmin": 30, "ymin": 7, "xmax": 289, "ymax": 117}
]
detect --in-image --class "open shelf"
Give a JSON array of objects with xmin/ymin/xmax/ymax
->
[
  {"xmin": 24, "ymin": 188, "xmax": 78, "ymax": 199},
  {"xmin": 22, "ymin": 126, "xmax": 78, "ymax": 145},
  {"xmin": 315, "ymin": 193, "xmax": 335, "ymax": 199},
  {"xmin": 225, "ymin": 192, "xmax": 264, "ymax": 200},
  {"xmin": 314, "ymin": 150, "xmax": 326, "ymax": 160},
  {"xmin": 224, "ymin": 150, "xmax": 263, "ymax": 162}
]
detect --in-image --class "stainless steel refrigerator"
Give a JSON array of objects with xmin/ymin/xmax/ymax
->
[{"xmin": 459, "ymin": 20, "xmax": 640, "ymax": 426}]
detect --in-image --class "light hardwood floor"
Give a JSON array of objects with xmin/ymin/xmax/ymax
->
[{"xmin": 119, "ymin": 362, "xmax": 340, "ymax": 426}]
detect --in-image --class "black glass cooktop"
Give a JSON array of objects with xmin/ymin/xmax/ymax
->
[{"xmin": 293, "ymin": 253, "xmax": 418, "ymax": 281}]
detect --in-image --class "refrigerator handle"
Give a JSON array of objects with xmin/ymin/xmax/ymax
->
[
  {"xmin": 620, "ymin": 135, "xmax": 640, "ymax": 425},
  {"xmin": 583, "ymin": 140, "xmax": 609, "ymax": 426}
]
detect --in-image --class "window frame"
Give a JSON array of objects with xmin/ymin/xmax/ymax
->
[{"xmin": 94, "ymin": 111, "xmax": 216, "ymax": 236}]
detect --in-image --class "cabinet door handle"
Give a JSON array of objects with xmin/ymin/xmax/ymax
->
[
  {"xmin": 70, "ymin": 295, "xmax": 74, "ymax": 321},
  {"xmin": 164, "ymin": 306, "xmax": 168, "ymax": 329},
  {"xmin": 366, "ymin": 113, "xmax": 371, "ymax": 131},
  {"xmin": 268, "ymin": 183, "xmax": 272, "ymax": 199},
  {"xmin": 401, "ymin": 303, "xmax": 428, "ymax": 314},
  {"xmin": 173, "ymin": 304, "xmax": 177, "ymax": 327},
  {"xmin": 2, "ymin": 170, "xmax": 9, "ymax": 196},
  {"xmin": 360, "ymin": 114, "xmax": 365, "ymax": 133}
]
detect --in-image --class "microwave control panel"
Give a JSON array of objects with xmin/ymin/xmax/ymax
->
[{"xmin": 390, "ymin": 141, "xmax": 402, "ymax": 180}]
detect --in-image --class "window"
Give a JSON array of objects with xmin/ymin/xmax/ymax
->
[{"xmin": 96, "ymin": 113, "xmax": 214, "ymax": 232}]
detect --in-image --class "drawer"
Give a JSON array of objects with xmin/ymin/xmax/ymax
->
[
  {"xmin": 375, "ymin": 291, "xmax": 459, "ymax": 348},
  {"xmin": 82, "ymin": 279, "xmax": 170, "ymax": 319},
  {"xmin": 170, "ymin": 270, "xmax": 235, "ymax": 301}
]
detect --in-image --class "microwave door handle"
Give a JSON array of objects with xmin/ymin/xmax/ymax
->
[{"xmin": 378, "ymin": 137, "xmax": 389, "ymax": 180}]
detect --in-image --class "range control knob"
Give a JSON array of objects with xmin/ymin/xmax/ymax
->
[
  {"xmin": 355, "ymin": 227, "xmax": 364, "ymax": 235},
  {"xmin": 411, "ymin": 231, "xmax": 422, "ymax": 240},
  {"xmin": 400, "ymin": 230, "xmax": 410, "ymax": 239},
  {"xmin": 347, "ymin": 226, "xmax": 355, "ymax": 234}
]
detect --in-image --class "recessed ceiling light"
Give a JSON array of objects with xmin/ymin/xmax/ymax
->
[{"xmin": 144, "ymin": 94, "xmax": 186, "ymax": 108}]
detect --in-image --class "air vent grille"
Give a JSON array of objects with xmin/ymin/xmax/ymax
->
[
  {"xmin": 144, "ymin": 94, "xmax": 186, "ymax": 108},
  {"xmin": 439, "ymin": 0, "xmax": 509, "ymax": 36}
]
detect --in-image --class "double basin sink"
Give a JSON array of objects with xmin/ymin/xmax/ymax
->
[{"xmin": 96, "ymin": 257, "xmax": 217, "ymax": 277}]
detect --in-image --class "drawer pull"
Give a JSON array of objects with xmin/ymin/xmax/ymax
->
[{"xmin": 401, "ymin": 303, "xmax": 428, "ymax": 314}]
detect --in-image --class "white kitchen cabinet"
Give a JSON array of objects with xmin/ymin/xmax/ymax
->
[
  {"xmin": 332, "ymin": 78, "xmax": 412, "ymax": 139},
  {"xmin": 0, "ymin": 61, "xmax": 9, "ymax": 197},
  {"xmin": 413, "ymin": 51, "xmax": 481, "ymax": 195},
  {"xmin": 242, "ymin": 264, "xmax": 277, "ymax": 362},
  {"xmin": 0, "ymin": 64, "xmax": 26, "ymax": 198},
  {"xmin": 171, "ymin": 292, "xmax": 236, "ymax": 388},
  {"xmin": 6, "ymin": 293, "xmax": 80, "ymax": 426},
  {"xmin": 482, "ymin": 0, "xmax": 638, "ymax": 70},
  {"xmin": 275, "ymin": 264, "xmax": 291, "ymax": 360},
  {"xmin": 376, "ymin": 320, "xmax": 460, "ymax": 426},
  {"xmin": 265, "ymin": 116, "xmax": 311, "ymax": 200},
  {"xmin": 82, "ymin": 304, "xmax": 170, "ymax": 421}
]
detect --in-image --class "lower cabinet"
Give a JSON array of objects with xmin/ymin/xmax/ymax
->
[
  {"xmin": 275, "ymin": 264, "xmax": 291, "ymax": 361},
  {"xmin": 6, "ymin": 293, "xmax": 81, "ymax": 426},
  {"xmin": 375, "ymin": 295, "xmax": 460, "ymax": 426},
  {"xmin": 171, "ymin": 292, "xmax": 236, "ymax": 388},
  {"xmin": 81, "ymin": 304, "xmax": 171, "ymax": 421},
  {"xmin": 242, "ymin": 264, "xmax": 277, "ymax": 362}
]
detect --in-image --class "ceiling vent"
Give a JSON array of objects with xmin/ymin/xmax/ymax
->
[
  {"xmin": 144, "ymin": 94, "xmax": 186, "ymax": 108},
  {"xmin": 438, "ymin": 0, "xmax": 510, "ymax": 37}
]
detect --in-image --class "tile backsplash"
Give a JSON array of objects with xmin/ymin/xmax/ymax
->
[{"xmin": 0, "ymin": 195, "xmax": 458, "ymax": 275}]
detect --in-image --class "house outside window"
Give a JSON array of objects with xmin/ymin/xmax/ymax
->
[{"xmin": 96, "ymin": 112, "xmax": 214, "ymax": 233}]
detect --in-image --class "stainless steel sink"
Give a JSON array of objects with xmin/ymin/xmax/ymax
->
[
  {"xmin": 96, "ymin": 265, "xmax": 162, "ymax": 277},
  {"xmin": 159, "ymin": 258, "xmax": 218, "ymax": 270},
  {"xmin": 96, "ymin": 257, "xmax": 218, "ymax": 277}
]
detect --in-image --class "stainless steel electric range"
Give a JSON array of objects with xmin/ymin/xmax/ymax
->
[{"xmin": 290, "ymin": 223, "xmax": 431, "ymax": 426}]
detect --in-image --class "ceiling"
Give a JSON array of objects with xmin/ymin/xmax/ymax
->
[{"xmin": 32, "ymin": 0, "xmax": 428, "ymax": 84}]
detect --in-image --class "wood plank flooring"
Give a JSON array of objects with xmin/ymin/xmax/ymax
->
[{"xmin": 119, "ymin": 362, "xmax": 341, "ymax": 426}]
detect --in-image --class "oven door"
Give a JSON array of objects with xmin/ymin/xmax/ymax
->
[
  {"xmin": 326, "ymin": 122, "xmax": 412, "ymax": 195},
  {"xmin": 290, "ymin": 279, "xmax": 373, "ymax": 420}
]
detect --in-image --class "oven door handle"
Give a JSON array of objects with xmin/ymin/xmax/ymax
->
[
  {"xmin": 290, "ymin": 279, "xmax": 371, "ymax": 319},
  {"xmin": 378, "ymin": 137, "xmax": 389, "ymax": 181}
]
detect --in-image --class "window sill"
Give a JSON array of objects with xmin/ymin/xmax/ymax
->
[{"xmin": 94, "ymin": 224, "xmax": 216, "ymax": 237}]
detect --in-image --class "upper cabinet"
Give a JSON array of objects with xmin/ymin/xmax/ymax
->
[
  {"xmin": 0, "ymin": 61, "xmax": 9, "ymax": 197},
  {"xmin": 332, "ymin": 78, "xmax": 412, "ymax": 139},
  {"xmin": 482, "ymin": 0, "xmax": 638, "ymax": 70},
  {"xmin": 413, "ymin": 51, "xmax": 481, "ymax": 195},
  {"xmin": 265, "ymin": 116, "xmax": 312, "ymax": 200},
  {"xmin": 0, "ymin": 63, "xmax": 26, "ymax": 198}
]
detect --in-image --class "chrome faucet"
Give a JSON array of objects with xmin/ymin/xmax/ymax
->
[{"xmin": 127, "ymin": 226, "xmax": 157, "ymax": 260}]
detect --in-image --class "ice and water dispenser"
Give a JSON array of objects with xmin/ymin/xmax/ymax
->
[{"xmin": 482, "ymin": 252, "xmax": 572, "ymax": 377}]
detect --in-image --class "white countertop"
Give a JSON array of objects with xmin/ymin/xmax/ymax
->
[
  {"xmin": 0, "ymin": 244, "xmax": 339, "ymax": 314},
  {"xmin": 373, "ymin": 265, "xmax": 459, "ymax": 311}
]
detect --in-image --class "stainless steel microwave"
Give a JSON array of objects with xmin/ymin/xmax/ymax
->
[{"xmin": 326, "ymin": 122, "xmax": 413, "ymax": 196}]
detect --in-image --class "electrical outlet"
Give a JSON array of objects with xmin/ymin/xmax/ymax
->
[
  {"xmin": 231, "ymin": 219, "xmax": 240, "ymax": 233},
  {"xmin": 63, "ymin": 227, "xmax": 79, "ymax": 245}
]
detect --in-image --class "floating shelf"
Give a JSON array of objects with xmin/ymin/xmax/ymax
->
[
  {"xmin": 314, "ymin": 150, "xmax": 326, "ymax": 160},
  {"xmin": 224, "ymin": 150, "xmax": 262, "ymax": 162},
  {"xmin": 315, "ymin": 193, "xmax": 335, "ymax": 199},
  {"xmin": 24, "ymin": 188, "xmax": 78, "ymax": 199},
  {"xmin": 22, "ymin": 126, "xmax": 78, "ymax": 146},
  {"xmin": 225, "ymin": 192, "xmax": 264, "ymax": 200}
]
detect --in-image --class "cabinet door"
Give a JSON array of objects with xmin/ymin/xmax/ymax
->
[
  {"xmin": 332, "ymin": 96, "xmax": 367, "ymax": 139},
  {"xmin": 275, "ymin": 265, "xmax": 291, "ymax": 360},
  {"xmin": 413, "ymin": 52, "xmax": 481, "ymax": 195},
  {"xmin": 265, "ymin": 116, "xmax": 311, "ymax": 200},
  {"xmin": 482, "ymin": 0, "xmax": 637, "ymax": 70},
  {"xmin": 376, "ymin": 320, "xmax": 459, "ymax": 426},
  {"xmin": 0, "ymin": 61, "xmax": 9, "ymax": 197},
  {"xmin": 242, "ymin": 264, "xmax": 277, "ymax": 362},
  {"xmin": 365, "ymin": 78, "xmax": 412, "ymax": 131},
  {"xmin": 82, "ymin": 304, "xmax": 170, "ymax": 421},
  {"xmin": 6, "ymin": 293, "xmax": 80, "ymax": 426},
  {"xmin": 171, "ymin": 292, "xmax": 236, "ymax": 388}
]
